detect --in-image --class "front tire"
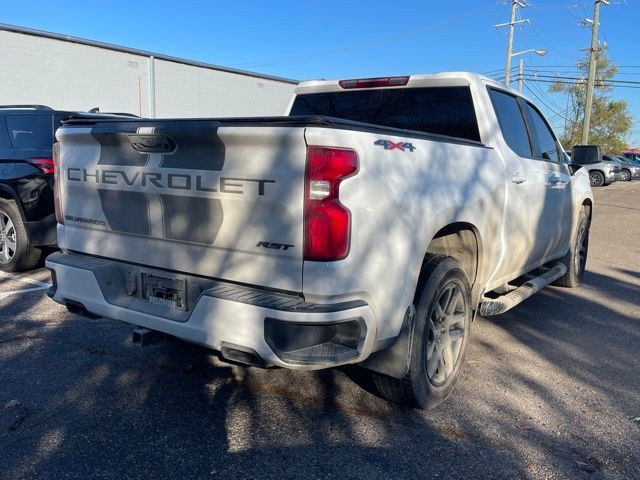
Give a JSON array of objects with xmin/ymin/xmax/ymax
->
[
  {"xmin": 0, "ymin": 199, "xmax": 42, "ymax": 272},
  {"xmin": 621, "ymin": 169, "xmax": 631, "ymax": 182},
  {"xmin": 373, "ymin": 255, "xmax": 472, "ymax": 409},
  {"xmin": 589, "ymin": 171, "xmax": 605, "ymax": 187},
  {"xmin": 553, "ymin": 209, "xmax": 589, "ymax": 288}
]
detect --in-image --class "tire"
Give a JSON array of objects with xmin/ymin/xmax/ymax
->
[
  {"xmin": 553, "ymin": 209, "xmax": 589, "ymax": 288},
  {"xmin": 621, "ymin": 169, "xmax": 631, "ymax": 182},
  {"xmin": 0, "ymin": 199, "xmax": 42, "ymax": 272},
  {"xmin": 589, "ymin": 171, "xmax": 605, "ymax": 187},
  {"xmin": 372, "ymin": 255, "xmax": 472, "ymax": 409}
]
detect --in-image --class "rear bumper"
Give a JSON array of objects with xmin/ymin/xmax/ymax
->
[
  {"xmin": 45, "ymin": 252, "xmax": 378, "ymax": 370},
  {"xmin": 24, "ymin": 213, "xmax": 57, "ymax": 247}
]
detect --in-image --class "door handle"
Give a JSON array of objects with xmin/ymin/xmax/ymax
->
[{"xmin": 511, "ymin": 173, "xmax": 527, "ymax": 184}]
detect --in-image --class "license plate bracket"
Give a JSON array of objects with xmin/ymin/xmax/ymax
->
[{"xmin": 141, "ymin": 271, "xmax": 188, "ymax": 311}]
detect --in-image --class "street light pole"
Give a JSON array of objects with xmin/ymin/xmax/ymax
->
[
  {"xmin": 581, "ymin": 0, "xmax": 609, "ymax": 144},
  {"xmin": 509, "ymin": 49, "xmax": 547, "ymax": 91}
]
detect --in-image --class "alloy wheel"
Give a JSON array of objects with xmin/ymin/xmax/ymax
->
[
  {"xmin": 425, "ymin": 281, "xmax": 467, "ymax": 386},
  {"xmin": 0, "ymin": 212, "xmax": 17, "ymax": 264},
  {"xmin": 589, "ymin": 172, "xmax": 602, "ymax": 187}
]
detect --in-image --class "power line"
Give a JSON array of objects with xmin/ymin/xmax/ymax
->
[
  {"xmin": 524, "ymin": 83, "xmax": 567, "ymax": 120},
  {"xmin": 527, "ymin": 78, "xmax": 567, "ymax": 113},
  {"xmin": 232, "ymin": 6, "xmax": 492, "ymax": 68},
  {"xmin": 523, "ymin": 73, "xmax": 640, "ymax": 85},
  {"xmin": 527, "ymin": 64, "xmax": 640, "ymax": 68},
  {"xmin": 523, "ymin": 77, "xmax": 640, "ymax": 89}
]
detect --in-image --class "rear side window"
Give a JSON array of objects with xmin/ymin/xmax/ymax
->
[
  {"xmin": 289, "ymin": 86, "xmax": 481, "ymax": 142},
  {"xmin": 488, "ymin": 89, "xmax": 532, "ymax": 157},
  {"xmin": 524, "ymin": 103, "xmax": 560, "ymax": 163},
  {"xmin": 5, "ymin": 115, "xmax": 53, "ymax": 150}
]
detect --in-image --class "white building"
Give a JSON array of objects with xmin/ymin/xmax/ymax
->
[{"xmin": 0, "ymin": 24, "xmax": 298, "ymax": 118}]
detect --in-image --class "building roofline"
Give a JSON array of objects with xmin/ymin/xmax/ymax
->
[{"xmin": 0, "ymin": 23, "xmax": 299, "ymax": 85}]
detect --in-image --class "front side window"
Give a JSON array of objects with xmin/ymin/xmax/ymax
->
[
  {"xmin": 524, "ymin": 103, "xmax": 560, "ymax": 163},
  {"xmin": 488, "ymin": 89, "xmax": 532, "ymax": 157}
]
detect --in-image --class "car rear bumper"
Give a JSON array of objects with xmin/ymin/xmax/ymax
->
[{"xmin": 45, "ymin": 252, "xmax": 378, "ymax": 369}]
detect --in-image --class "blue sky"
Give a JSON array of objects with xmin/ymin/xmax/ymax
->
[{"xmin": 3, "ymin": 0, "xmax": 639, "ymax": 145}]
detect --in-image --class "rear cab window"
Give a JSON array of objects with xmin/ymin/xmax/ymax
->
[
  {"xmin": 289, "ymin": 86, "xmax": 481, "ymax": 142},
  {"xmin": 5, "ymin": 114, "xmax": 54, "ymax": 150}
]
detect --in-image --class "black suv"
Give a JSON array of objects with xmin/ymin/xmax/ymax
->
[
  {"xmin": 0, "ymin": 105, "xmax": 138, "ymax": 272},
  {"xmin": 0, "ymin": 105, "xmax": 76, "ymax": 271}
]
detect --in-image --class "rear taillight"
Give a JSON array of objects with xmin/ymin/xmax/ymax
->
[
  {"xmin": 338, "ymin": 76, "xmax": 409, "ymax": 89},
  {"xmin": 52, "ymin": 142, "xmax": 64, "ymax": 224},
  {"xmin": 304, "ymin": 146, "xmax": 358, "ymax": 261},
  {"xmin": 28, "ymin": 157, "xmax": 55, "ymax": 175}
]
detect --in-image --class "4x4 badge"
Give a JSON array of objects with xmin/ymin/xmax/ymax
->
[{"xmin": 374, "ymin": 139, "xmax": 416, "ymax": 152}]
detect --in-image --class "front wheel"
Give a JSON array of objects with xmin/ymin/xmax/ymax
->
[
  {"xmin": 372, "ymin": 255, "xmax": 472, "ymax": 409},
  {"xmin": 621, "ymin": 169, "xmax": 631, "ymax": 182},
  {"xmin": 589, "ymin": 171, "xmax": 605, "ymax": 187}
]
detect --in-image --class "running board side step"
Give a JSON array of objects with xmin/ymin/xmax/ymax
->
[{"xmin": 479, "ymin": 263, "xmax": 567, "ymax": 316}]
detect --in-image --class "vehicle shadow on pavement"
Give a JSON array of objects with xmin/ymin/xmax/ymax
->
[
  {"xmin": 473, "ymin": 267, "xmax": 640, "ymax": 478},
  {"xmin": 1, "ymin": 290, "xmax": 540, "ymax": 480},
  {"xmin": 1, "ymin": 263, "xmax": 638, "ymax": 479}
]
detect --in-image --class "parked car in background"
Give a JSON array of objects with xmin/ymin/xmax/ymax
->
[
  {"xmin": 615, "ymin": 155, "xmax": 640, "ymax": 181},
  {"xmin": 602, "ymin": 155, "xmax": 625, "ymax": 182},
  {"xmin": 571, "ymin": 146, "xmax": 620, "ymax": 187},
  {"xmin": 623, "ymin": 150, "xmax": 640, "ymax": 162},
  {"xmin": 0, "ymin": 105, "xmax": 136, "ymax": 272}
]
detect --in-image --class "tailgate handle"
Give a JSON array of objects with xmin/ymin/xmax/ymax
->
[{"xmin": 128, "ymin": 134, "xmax": 176, "ymax": 153}]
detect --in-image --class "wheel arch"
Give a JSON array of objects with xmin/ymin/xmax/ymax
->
[
  {"xmin": 423, "ymin": 222, "xmax": 483, "ymax": 307},
  {"xmin": 582, "ymin": 198, "xmax": 593, "ymax": 221},
  {"xmin": 0, "ymin": 185, "xmax": 26, "ymax": 221}
]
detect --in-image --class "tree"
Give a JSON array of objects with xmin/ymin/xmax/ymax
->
[{"xmin": 549, "ymin": 51, "xmax": 633, "ymax": 153}]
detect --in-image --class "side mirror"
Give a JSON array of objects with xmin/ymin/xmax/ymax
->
[{"xmin": 571, "ymin": 145, "xmax": 601, "ymax": 165}]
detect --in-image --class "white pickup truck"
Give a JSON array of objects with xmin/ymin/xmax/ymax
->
[{"xmin": 46, "ymin": 73, "xmax": 593, "ymax": 408}]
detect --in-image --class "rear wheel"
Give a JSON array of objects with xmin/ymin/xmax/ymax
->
[
  {"xmin": 0, "ymin": 199, "xmax": 42, "ymax": 272},
  {"xmin": 621, "ymin": 169, "xmax": 631, "ymax": 182},
  {"xmin": 589, "ymin": 171, "xmax": 605, "ymax": 187},
  {"xmin": 553, "ymin": 209, "xmax": 589, "ymax": 288},
  {"xmin": 372, "ymin": 255, "xmax": 472, "ymax": 409}
]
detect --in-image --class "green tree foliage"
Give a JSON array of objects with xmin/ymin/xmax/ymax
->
[{"xmin": 550, "ymin": 51, "xmax": 633, "ymax": 153}]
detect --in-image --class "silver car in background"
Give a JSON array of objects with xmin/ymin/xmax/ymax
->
[
  {"xmin": 616, "ymin": 155, "xmax": 640, "ymax": 181},
  {"xmin": 571, "ymin": 152, "xmax": 620, "ymax": 187}
]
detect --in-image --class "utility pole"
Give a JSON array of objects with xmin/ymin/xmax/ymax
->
[
  {"xmin": 581, "ymin": 0, "xmax": 609, "ymax": 144},
  {"xmin": 518, "ymin": 58, "xmax": 524, "ymax": 92},
  {"xmin": 495, "ymin": 1, "xmax": 529, "ymax": 86}
]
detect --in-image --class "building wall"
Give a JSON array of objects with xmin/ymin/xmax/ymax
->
[{"xmin": 0, "ymin": 30, "xmax": 296, "ymax": 118}]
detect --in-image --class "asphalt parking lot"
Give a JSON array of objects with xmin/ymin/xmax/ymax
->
[{"xmin": 1, "ymin": 183, "xmax": 639, "ymax": 480}]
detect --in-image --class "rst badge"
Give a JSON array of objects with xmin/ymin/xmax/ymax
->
[{"xmin": 374, "ymin": 139, "xmax": 416, "ymax": 152}]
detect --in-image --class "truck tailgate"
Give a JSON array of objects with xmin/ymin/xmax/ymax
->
[{"xmin": 56, "ymin": 120, "xmax": 307, "ymax": 292}]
